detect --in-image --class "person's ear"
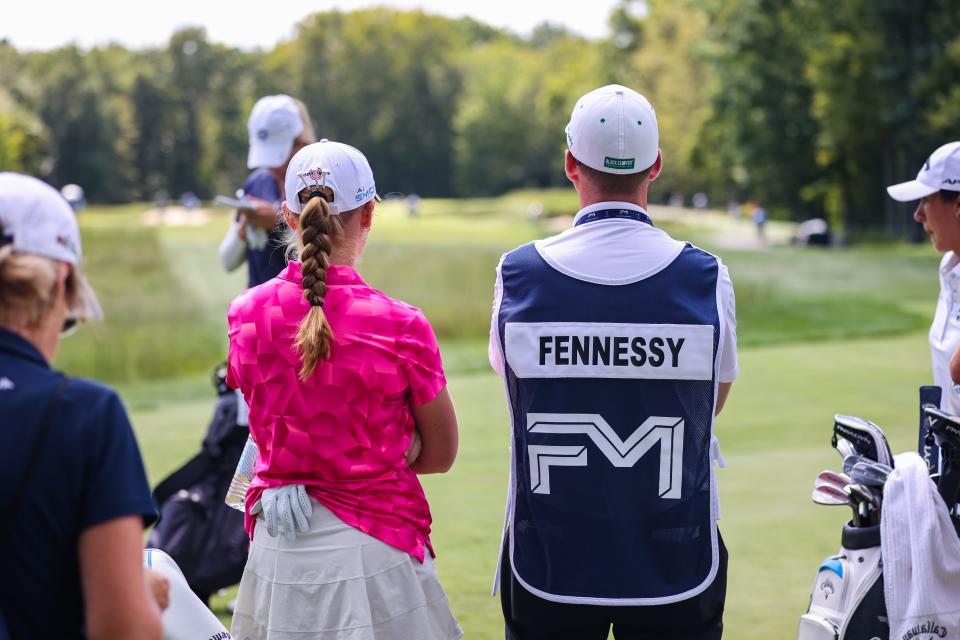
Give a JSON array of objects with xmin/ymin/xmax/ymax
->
[
  {"xmin": 359, "ymin": 200, "xmax": 374, "ymax": 231},
  {"xmin": 564, "ymin": 150, "xmax": 580, "ymax": 186},
  {"xmin": 53, "ymin": 261, "xmax": 70, "ymax": 305},
  {"xmin": 647, "ymin": 149, "xmax": 664, "ymax": 182},
  {"xmin": 282, "ymin": 202, "xmax": 299, "ymax": 230}
]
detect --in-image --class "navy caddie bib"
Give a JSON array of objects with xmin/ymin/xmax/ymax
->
[{"xmin": 495, "ymin": 213, "xmax": 723, "ymax": 605}]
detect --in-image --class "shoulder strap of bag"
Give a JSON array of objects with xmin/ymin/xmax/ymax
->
[{"xmin": 0, "ymin": 375, "xmax": 67, "ymax": 540}]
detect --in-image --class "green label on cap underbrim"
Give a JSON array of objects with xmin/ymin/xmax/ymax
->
[{"xmin": 604, "ymin": 156, "xmax": 635, "ymax": 170}]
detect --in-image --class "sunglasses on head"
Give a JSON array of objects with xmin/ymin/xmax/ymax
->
[
  {"xmin": 61, "ymin": 316, "xmax": 78, "ymax": 337},
  {"xmin": 59, "ymin": 267, "xmax": 81, "ymax": 337}
]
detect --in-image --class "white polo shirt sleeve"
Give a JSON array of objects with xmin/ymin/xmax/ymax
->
[
  {"xmin": 929, "ymin": 252, "xmax": 960, "ymax": 414},
  {"xmin": 717, "ymin": 262, "xmax": 739, "ymax": 383},
  {"xmin": 489, "ymin": 256, "xmax": 506, "ymax": 377}
]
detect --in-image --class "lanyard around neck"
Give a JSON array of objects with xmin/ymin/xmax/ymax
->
[{"xmin": 574, "ymin": 208, "xmax": 653, "ymax": 227}]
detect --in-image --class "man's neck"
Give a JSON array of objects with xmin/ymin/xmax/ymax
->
[
  {"xmin": 579, "ymin": 195, "xmax": 646, "ymax": 209},
  {"xmin": 577, "ymin": 187, "xmax": 648, "ymax": 210}
]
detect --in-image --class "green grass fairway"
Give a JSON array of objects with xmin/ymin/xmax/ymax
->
[{"xmin": 55, "ymin": 196, "xmax": 944, "ymax": 637}]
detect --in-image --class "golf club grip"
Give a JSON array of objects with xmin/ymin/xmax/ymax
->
[{"xmin": 920, "ymin": 385, "xmax": 942, "ymax": 474}]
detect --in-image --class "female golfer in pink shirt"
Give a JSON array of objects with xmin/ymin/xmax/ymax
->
[{"xmin": 227, "ymin": 140, "xmax": 462, "ymax": 639}]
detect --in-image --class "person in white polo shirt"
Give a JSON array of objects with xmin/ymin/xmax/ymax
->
[
  {"xmin": 887, "ymin": 142, "xmax": 960, "ymax": 415},
  {"xmin": 489, "ymin": 85, "xmax": 738, "ymax": 640}
]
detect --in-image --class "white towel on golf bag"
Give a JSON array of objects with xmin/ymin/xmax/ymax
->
[
  {"xmin": 881, "ymin": 452, "xmax": 960, "ymax": 639},
  {"xmin": 144, "ymin": 549, "xmax": 232, "ymax": 640}
]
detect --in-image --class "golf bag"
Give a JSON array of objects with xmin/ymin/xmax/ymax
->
[
  {"xmin": 799, "ymin": 387, "xmax": 960, "ymax": 639},
  {"xmin": 798, "ymin": 524, "xmax": 887, "ymax": 639},
  {"xmin": 147, "ymin": 364, "xmax": 250, "ymax": 604}
]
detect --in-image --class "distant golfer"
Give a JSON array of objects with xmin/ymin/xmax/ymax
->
[
  {"xmin": 887, "ymin": 142, "xmax": 960, "ymax": 411},
  {"xmin": 219, "ymin": 94, "xmax": 317, "ymax": 287},
  {"xmin": 489, "ymin": 85, "xmax": 739, "ymax": 639}
]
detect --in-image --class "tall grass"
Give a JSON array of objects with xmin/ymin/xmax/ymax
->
[{"xmin": 55, "ymin": 226, "xmax": 225, "ymax": 381}]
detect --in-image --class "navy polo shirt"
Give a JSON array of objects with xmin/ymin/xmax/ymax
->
[
  {"xmin": 0, "ymin": 329, "xmax": 156, "ymax": 638},
  {"xmin": 242, "ymin": 169, "xmax": 289, "ymax": 287}
]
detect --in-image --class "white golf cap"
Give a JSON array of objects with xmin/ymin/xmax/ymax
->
[
  {"xmin": 0, "ymin": 172, "xmax": 102, "ymax": 321},
  {"xmin": 247, "ymin": 95, "xmax": 305, "ymax": 169},
  {"xmin": 285, "ymin": 139, "xmax": 379, "ymax": 215},
  {"xmin": 887, "ymin": 141, "xmax": 960, "ymax": 202},
  {"xmin": 565, "ymin": 84, "xmax": 659, "ymax": 175}
]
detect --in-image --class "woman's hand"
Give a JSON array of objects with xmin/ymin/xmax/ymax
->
[
  {"xmin": 244, "ymin": 197, "xmax": 279, "ymax": 231},
  {"xmin": 236, "ymin": 214, "xmax": 248, "ymax": 242},
  {"xmin": 405, "ymin": 430, "xmax": 423, "ymax": 465}
]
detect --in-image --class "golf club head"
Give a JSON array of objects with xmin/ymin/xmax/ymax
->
[
  {"xmin": 832, "ymin": 415, "xmax": 894, "ymax": 468},
  {"xmin": 924, "ymin": 407, "xmax": 960, "ymax": 450},
  {"xmin": 836, "ymin": 437, "xmax": 856, "ymax": 460},
  {"xmin": 814, "ymin": 478, "xmax": 846, "ymax": 495},
  {"xmin": 849, "ymin": 461, "xmax": 890, "ymax": 488},
  {"xmin": 815, "ymin": 470, "xmax": 850, "ymax": 492},
  {"xmin": 812, "ymin": 485, "xmax": 848, "ymax": 506},
  {"xmin": 843, "ymin": 453, "xmax": 864, "ymax": 475}
]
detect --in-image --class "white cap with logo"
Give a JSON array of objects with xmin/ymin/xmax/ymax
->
[
  {"xmin": 0, "ymin": 172, "xmax": 102, "ymax": 320},
  {"xmin": 566, "ymin": 84, "xmax": 659, "ymax": 175},
  {"xmin": 887, "ymin": 141, "xmax": 960, "ymax": 202},
  {"xmin": 247, "ymin": 95, "xmax": 305, "ymax": 170},
  {"xmin": 284, "ymin": 139, "xmax": 379, "ymax": 215}
]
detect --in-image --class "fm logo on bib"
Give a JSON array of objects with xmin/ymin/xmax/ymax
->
[{"xmin": 526, "ymin": 413, "xmax": 684, "ymax": 498}]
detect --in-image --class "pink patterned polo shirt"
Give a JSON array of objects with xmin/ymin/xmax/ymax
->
[{"xmin": 226, "ymin": 262, "xmax": 446, "ymax": 562}]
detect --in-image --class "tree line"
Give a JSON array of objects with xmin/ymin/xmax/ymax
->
[{"xmin": 0, "ymin": 0, "xmax": 958, "ymax": 235}]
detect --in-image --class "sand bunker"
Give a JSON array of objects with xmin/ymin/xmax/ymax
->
[{"xmin": 142, "ymin": 206, "xmax": 211, "ymax": 227}]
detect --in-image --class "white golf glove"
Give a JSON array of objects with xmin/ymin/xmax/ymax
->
[{"xmin": 250, "ymin": 484, "xmax": 313, "ymax": 541}]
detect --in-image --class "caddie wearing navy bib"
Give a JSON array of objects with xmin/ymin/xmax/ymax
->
[{"xmin": 489, "ymin": 85, "xmax": 739, "ymax": 640}]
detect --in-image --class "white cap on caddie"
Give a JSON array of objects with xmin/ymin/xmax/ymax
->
[
  {"xmin": 566, "ymin": 84, "xmax": 659, "ymax": 175},
  {"xmin": 887, "ymin": 141, "xmax": 960, "ymax": 202},
  {"xmin": 247, "ymin": 95, "xmax": 305, "ymax": 170},
  {"xmin": 0, "ymin": 172, "xmax": 102, "ymax": 320},
  {"xmin": 284, "ymin": 139, "xmax": 379, "ymax": 215}
]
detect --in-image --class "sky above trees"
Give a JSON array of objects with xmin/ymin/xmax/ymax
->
[{"xmin": 2, "ymin": 0, "xmax": 623, "ymax": 51}]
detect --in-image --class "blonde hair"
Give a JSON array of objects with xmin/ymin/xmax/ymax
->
[
  {"xmin": 293, "ymin": 195, "xmax": 346, "ymax": 380},
  {"xmin": 292, "ymin": 98, "xmax": 317, "ymax": 147},
  {"xmin": 0, "ymin": 246, "xmax": 77, "ymax": 330}
]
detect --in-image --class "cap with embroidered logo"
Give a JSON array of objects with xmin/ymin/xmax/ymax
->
[
  {"xmin": 247, "ymin": 95, "xmax": 305, "ymax": 170},
  {"xmin": 284, "ymin": 139, "xmax": 380, "ymax": 215},
  {"xmin": 0, "ymin": 172, "xmax": 103, "ymax": 321},
  {"xmin": 566, "ymin": 84, "xmax": 659, "ymax": 175},
  {"xmin": 887, "ymin": 141, "xmax": 960, "ymax": 202}
]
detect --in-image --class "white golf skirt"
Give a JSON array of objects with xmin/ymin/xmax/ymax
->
[{"xmin": 231, "ymin": 500, "xmax": 463, "ymax": 640}]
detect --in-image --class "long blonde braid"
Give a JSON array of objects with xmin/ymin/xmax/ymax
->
[{"xmin": 294, "ymin": 195, "xmax": 343, "ymax": 380}]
